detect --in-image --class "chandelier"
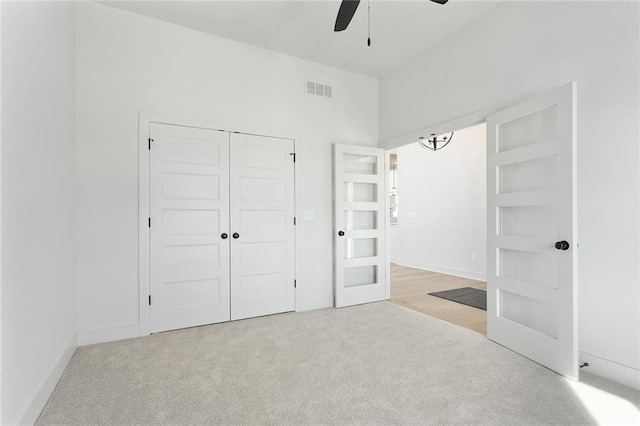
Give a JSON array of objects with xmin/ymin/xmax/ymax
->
[{"xmin": 418, "ymin": 132, "xmax": 454, "ymax": 151}]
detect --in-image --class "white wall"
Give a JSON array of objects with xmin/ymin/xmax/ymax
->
[
  {"xmin": 75, "ymin": 3, "xmax": 378, "ymax": 340},
  {"xmin": 1, "ymin": 2, "xmax": 78, "ymax": 424},
  {"xmin": 0, "ymin": 4, "xmax": 3, "ymax": 423},
  {"xmin": 392, "ymin": 124, "xmax": 486, "ymax": 280},
  {"xmin": 379, "ymin": 1, "xmax": 639, "ymax": 388}
]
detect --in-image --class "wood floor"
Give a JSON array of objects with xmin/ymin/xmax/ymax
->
[{"xmin": 390, "ymin": 264, "xmax": 487, "ymax": 335}]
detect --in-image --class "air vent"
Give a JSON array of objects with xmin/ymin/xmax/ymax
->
[
  {"xmin": 306, "ymin": 81, "xmax": 332, "ymax": 99},
  {"xmin": 306, "ymin": 81, "xmax": 315, "ymax": 95}
]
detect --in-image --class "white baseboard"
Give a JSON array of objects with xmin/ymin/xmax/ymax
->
[
  {"xmin": 17, "ymin": 333, "xmax": 78, "ymax": 426},
  {"xmin": 299, "ymin": 296, "xmax": 333, "ymax": 312},
  {"xmin": 393, "ymin": 259, "xmax": 486, "ymax": 282},
  {"xmin": 579, "ymin": 351, "xmax": 640, "ymax": 390},
  {"xmin": 78, "ymin": 323, "xmax": 141, "ymax": 346}
]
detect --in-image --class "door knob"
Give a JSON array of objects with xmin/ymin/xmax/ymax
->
[
  {"xmin": 221, "ymin": 233, "xmax": 228, "ymax": 239},
  {"xmin": 232, "ymin": 233, "xmax": 240, "ymax": 239},
  {"xmin": 338, "ymin": 230, "xmax": 345, "ymax": 237},
  {"xmin": 555, "ymin": 240, "xmax": 570, "ymax": 250}
]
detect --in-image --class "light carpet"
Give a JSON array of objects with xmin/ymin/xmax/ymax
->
[{"xmin": 37, "ymin": 302, "xmax": 639, "ymax": 425}]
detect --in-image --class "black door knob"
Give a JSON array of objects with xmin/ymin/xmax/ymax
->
[
  {"xmin": 555, "ymin": 240, "xmax": 570, "ymax": 250},
  {"xmin": 232, "ymin": 233, "xmax": 240, "ymax": 239},
  {"xmin": 221, "ymin": 233, "xmax": 228, "ymax": 239},
  {"xmin": 338, "ymin": 230, "xmax": 345, "ymax": 237}
]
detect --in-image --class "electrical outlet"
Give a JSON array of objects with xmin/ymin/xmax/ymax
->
[
  {"xmin": 408, "ymin": 212, "xmax": 417, "ymax": 218},
  {"xmin": 471, "ymin": 252, "xmax": 478, "ymax": 261}
]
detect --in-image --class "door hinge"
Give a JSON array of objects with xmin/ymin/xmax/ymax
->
[
  {"xmin": 148, "ymin": 217, "xmax": 151, "ymax": 228},
  {"xmin": 294, "ymin": 217, "xmax": 296, "ymax": 226},
  {"xmin": 294, "ymin": 279, "xmax": 297, "ymax": 288},
  {"xmin": 148, "ymin": 138, "xmax": 153, "ymax": 150},
  {"xmin": 148, "ymin": 295, "xmax": 151, "ymax": 306},
  {"xmin": 290, "ymin": 152, "xmax": 296, "ymax": 162}
]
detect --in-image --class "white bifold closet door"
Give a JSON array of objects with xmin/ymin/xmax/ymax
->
[{"xmin": 150, "ymin": 124, "xmax": 295, "ymax": 333}]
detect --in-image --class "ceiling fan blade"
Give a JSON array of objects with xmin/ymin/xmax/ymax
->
[
  {"xmin": 334, "ymin": 0, "xmax": 361, "ymax": 32},
  {"xmin": 430, "ymin": 0, "xmax": 449, "ymax": 4}
]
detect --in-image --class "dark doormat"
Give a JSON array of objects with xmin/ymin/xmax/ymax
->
[{"xmin": 428, "ymin": 287, "xmax": 487, "ymax": 311}]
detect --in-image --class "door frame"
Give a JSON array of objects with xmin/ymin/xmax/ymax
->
[
  {"xmin": 138, "ymin": 111, "xmax": 300, "ymax": 336},
  {"xmin": 380, "ymin": 106, "xmax": 501, "ymax": 300}
]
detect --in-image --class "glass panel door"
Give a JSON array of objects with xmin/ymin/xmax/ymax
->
[
  {"xmin": 334, "ymin": 144, "xmax": 387, "ymax": 307},
  {"xmin": 487, "ymin": 83, "xmax": 577, "ymax": 380}
]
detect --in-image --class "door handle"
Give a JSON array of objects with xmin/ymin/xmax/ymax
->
[
  {"xmin": 555, "ymin": 240, "xmax": 570, "ymax": 251},
  {"xmin": 221, "ymin": 233, "xmax": 228, "ymax": 240},
  {"xmin": 232, "ymin": 233, "xmax": 240, "ymax": 239},
  {"xmin": 338, "ymin": 230, "xmax": 345, "ymax": 237}
]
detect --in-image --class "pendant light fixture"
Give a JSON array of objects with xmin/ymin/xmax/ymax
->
[{"xmin": 418, "ymin": 132, "xmax": 454, "ymax": 151}]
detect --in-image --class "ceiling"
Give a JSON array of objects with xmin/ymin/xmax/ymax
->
[{"xmin": 103, "ymin": 0, "xmax": 502, "ymax": 77}]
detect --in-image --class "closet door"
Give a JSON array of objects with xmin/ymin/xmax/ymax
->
[
  {"xmin": 229, "ymin": 133, "xmax": 296, "ymax": 320},
  {"xmin": 150, "ymin": 123, "xmax": 230, "ymax": 333}
]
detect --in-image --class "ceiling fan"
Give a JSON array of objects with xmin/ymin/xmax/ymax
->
[{"xmin": 334, "ymin": 0, "xmax": 449, "ymax": 32}]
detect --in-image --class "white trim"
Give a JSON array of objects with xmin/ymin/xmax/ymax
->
[
  {"xmin": 378, "ymin": 106, "xmax": 500, "ymax": 150},
  {"xmin": 139, "ymin": 111, "xmax": 299, "ymax": 337},
  {"xmin": 384, "ymin": 152, "xmax": 391, "ymax": 300},
  {"xmin": 293, "ymin": 138, "xmax": 302, "ymax": 313},
  {"xmin": 138, "ymin": 113, "xmax": 151, "ymax": 337},
  {"xmin": 0, "ymin": 4, "xmax": 3, "ymax": 424},
  {"xmin": 139, "ymin": 111, "xmax": 297, "ymax": 142},
  {"xmin": 16, "ymin": 334, "xmax": 78, "ymax": 426},
  {"xmin": 393, "ymin": 260, "xmax": 486, "ymax": 282},
  {"xmin": 299, "ymin": 296, "xmax": 333, "ymax": 312},
  {"xmin": 579, "ymin": 351, "xmax": 640, "ymax": 390},
  {"xmin": 78, "ymin": 323, "xmax": 140, "ymax": 346}
]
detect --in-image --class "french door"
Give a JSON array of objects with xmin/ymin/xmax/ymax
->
[
  {"xmin": 334, "ymin": 144, "xmax": 387, "ymax": 307},
  {"xmin": 230, "ymin": 133, "xmax": 296, "ymax": 321},
  {"xmin": 150, "ymin": 123, "xmax": 231, "ymax": 333},
  {"xmin": 150, "ymin": 123, "xmax": 295, "ymax": 333},
  {"xmin": 486, "ymin": 83, "xmax": 578, "ymax": 379}
]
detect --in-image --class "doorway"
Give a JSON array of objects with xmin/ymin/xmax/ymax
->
[
  {"xmin": 388, "ymin": 123, "xmax": 487, "ymax": 334},
  {"xmin": 381, "ymin": 82, "xmax": 578, "ymax": 379},
  {"xmin": 390, "ymin": 266, "xmax": 487, "ymax": 333}
]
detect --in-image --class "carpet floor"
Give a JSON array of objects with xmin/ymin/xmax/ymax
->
[{"xmin": 37, "ymin": 302, "xmax": 639, "ymax": 425}]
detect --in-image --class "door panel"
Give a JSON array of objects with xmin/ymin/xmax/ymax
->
[
  {"xmin": 150, "ymin": 123, "xmax": 230, "ymax": 333},
  {"xmin": 334, "ymin": 144, "xmax": 387, "ymax": 307},
  {"xmin": 230, "ymin": 133, "xmax": 295, "ymax": 320},
  {"xmin": 487, "ymin": 82, "xmax": 577, "ymax": 379}
]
